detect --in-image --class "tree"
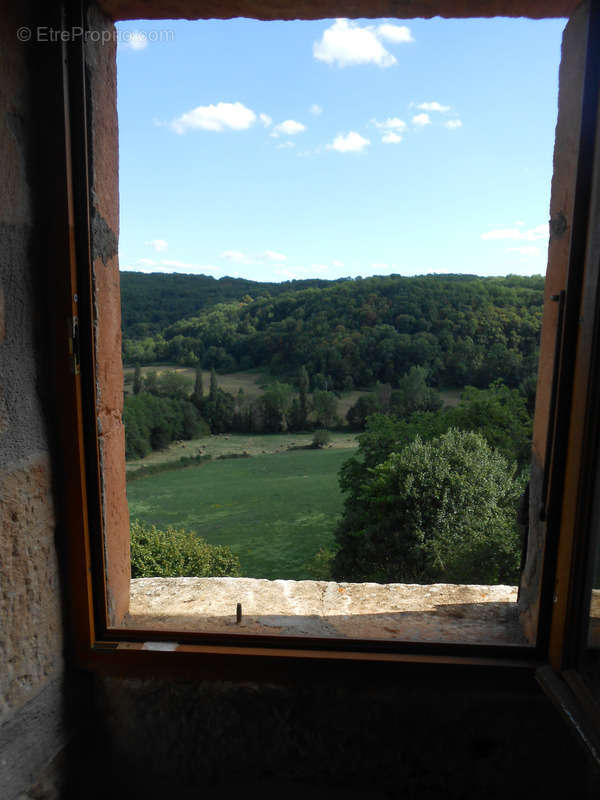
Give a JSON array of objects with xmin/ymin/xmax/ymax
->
[
  {"xmin": 192, "ymin": 366, "xmax": 203, "ymax": 408},
  {"xmin": 133, "ymin": 363, "xmax": 143, "ymax": 395},
  {"xmin": 311, "ymin": 390, "xmax": 338, "ymax": 428},
  {"xmin": 346, "ymin": 394, "xmax": 380, "ymax": 430},
  {"xmin": 209, "ymin": 368, "xmax": 218, "ymax": 401},
  {"xmin": 333, "ymin": 428, "xmax": 523, "ymax": 585},
  {"xmin": 261, "ymin": 381, "xmax": 294, "ymax": 432},
  {"xmin": 298, "ymin": 365, "xmax": 310, "ymax": 428}
]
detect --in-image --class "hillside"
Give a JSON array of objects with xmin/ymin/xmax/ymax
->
[{"xmin": 121, "ymin": 272, "xmax": 545, "ymax": 391}]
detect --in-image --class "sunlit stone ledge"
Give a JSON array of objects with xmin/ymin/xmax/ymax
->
[{"xmin": 122, "ymin": 578, "xmax": 526, "ymax": 645}]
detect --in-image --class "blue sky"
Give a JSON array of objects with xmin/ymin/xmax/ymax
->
[{"xmin": 116, "ymin": 16, "xmax": 566, "ymax": 281}]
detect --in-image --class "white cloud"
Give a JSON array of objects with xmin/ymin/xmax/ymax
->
[
  {"xmin": 262, "ymin": 250, "xmax": 287, "ymax": 262},
  {"xmin": 376, "ymin": 23, "xmax": 414, "ymax": 43},
  {"xmin": 220, "ymin": 249, "xmax": 254, "ymax": 264},
  {"xmin": 259, "ymin": 113, "xmax": 272, "ymax": 127},
  {"xmin": 121, "ymin": 259, "xmax": 220, "ymax": 274},
  {"xmin": 505, "ymin": 246, "xmax": 541, "ymax": 256},
  {"xmin": 145, "ymin": 239, "xmax": 168, "ymax": 252},
  {"xmin": 170, "ymin": 102, "xmax": 256, "ymax": 134},
  {"xmin": 122, "ymin": 31, "xmax": 148, "ymax": 51},
  {"xmin": 309, "ymin": 104, "xmax": 323, "ymax": 115},
  {"xmin": 481, "ymin": 223, "xmax": 548, "ymax": 242},
  {"xmin": 372, "ymin": 117, "xmax": 407, "ymax": 131},
  {"xmin": 271, "ymin": 119, "xmax": 307, "ymax": 137},
  {"xmin": 412, "ymin": 113, "xmax": 431, "ymax": 127},
  {"xmin": 313, "ymin": 19, "xmax": 398, "ymax": 68},
  {"xmin": 161, "ymin": 260, "xmax": 218, "ymax": 271},
  {"xmin": 332, "ymin": 259, "xmax": 344, "ymax": 268},
  {"xmin": 417, "ymin": 101, "xmax": 450, "ymax": 112},
  {"xmin": 274, "ymin": 267, "xmax": 299, "ymax": 280},
  {"xmin": 277, "ymin": 141, "xmax": 296, "ymax": 149},
  {"xmin": 382, "ymin": 131, "xmax": 403, "ymax": 144},
  {"xmin": 328, "ymin": 131, "xmax": 370, "ymax": 153},
  {"xmin": 444, "ymin": 119, "xmax": 463, "ymax": 129}
]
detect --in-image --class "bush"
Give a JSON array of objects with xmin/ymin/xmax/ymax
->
[
  {"xmin": 130, "ymin": 519, "xmax": 241, "ymax": 578},
  {"xmin": 312, "ymin": 429, "xmax": 331, "ymax": 448}
]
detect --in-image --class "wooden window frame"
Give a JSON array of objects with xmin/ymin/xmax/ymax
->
[{"xmin": 45, "ymin": 0, "xmax": 600, "ymax": 731}]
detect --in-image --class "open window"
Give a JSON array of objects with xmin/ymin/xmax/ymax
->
[{"xmin": 48, "ymin": 0, "xmax": 600, "ymax": 755}]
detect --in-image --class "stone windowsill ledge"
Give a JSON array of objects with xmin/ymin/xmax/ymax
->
[{"xmin": 122, "ymin": 577, "xmax": 527, "ymax": 645}]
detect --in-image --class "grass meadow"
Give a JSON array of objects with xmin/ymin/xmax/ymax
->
[{"xmin": 126, "ymin": 446, "xmax": 356, "ymax": 580}]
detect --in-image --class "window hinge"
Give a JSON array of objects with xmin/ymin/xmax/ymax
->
[{"xmin": 67, "ymin": 315, "xmax": 80, "ymax": 375}]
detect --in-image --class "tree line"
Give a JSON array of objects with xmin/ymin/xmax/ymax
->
[{"xmin": 122, "ymin": 273, "xmax": 544, "ymax": 393}]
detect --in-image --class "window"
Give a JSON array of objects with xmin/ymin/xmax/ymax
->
[{"xmin": 51, "ymin": 1, "xmax": 600, "ymax": 757}]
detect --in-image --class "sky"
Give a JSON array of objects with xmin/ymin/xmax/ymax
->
[{"xmin": 116, "ymin": 16, "xmax": 566, "ymax": 282}]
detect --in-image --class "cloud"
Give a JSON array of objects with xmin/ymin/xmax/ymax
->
[
  {"xmin": 481, "ymin": 223, "xmax": 548, "ymax": 242},
  {"xmin": 416, "ymin": 101, "xmax": 450, "ymax": 112},
  {"xmin": 271, "ymin": 119, "xmax": 307, "ymax": 137},
  {"xmin": 161, "ymin": 260, "xmax": 218, "ymax": 271},
  {"xmin": 122, "ymin": 31, "xmax": 148, "ymax": 51},
  {"xmin": 170, "ymin": 102, "xmax": 256, "ymax": 134},
  {"xmin": 376, "ymin": 23, "xmax": 414, "ymax": 43},
  {"xmin": 120, "ymin": 259, "xmax": 220, "ymax": 274},
  {"xmin": 261, "ymin": 250, "xmax": 287, "ymax": 262},
  {"xmin": 444, "ymin": 119, "xmax": 462, "ymax": 129},
  {"xmin": 505, "ymin": 246, "xmax": 541, "ymax": 256},
  {"xmin": 274, "ymin": 267, "xmax": 299, "ymax": 280},
  {"xmin": 372, "ymin": 117, "xmax": 407, "ymax": 132},
  {"xmin": 145, "ymin": 239, "xmax": 168, "ymax": 252},
  {"xmin": 332, "ymin": 259, "xmax": 344, "ymax": 268},
  {"xmin": 220, "ymin": 249, "xmax": 254, "ymax": 264},
  {"xmin": 309, "ymin": 104, "xmax": 323, "ymax": 115},
  {"xmin": 259, "ymin": 113, "xmax": 272, "ymax": 127},
  {"xmin": 412, "ymin": 113, "xmax": 431, "ymax": 127},
  {"xmin": 276, "ymin": 141, "xmax": 296, "ymax": 149},
  {"xmin": 313, "ymin": 19, "xmax": 409, "ymax": 68},
  {"xmin": 382, "ymin": 131, "xmax": 403, "ymax": 144},
  {"xmin": 328, "ymin": 131, "xmax": 370, "ymax": 153}
]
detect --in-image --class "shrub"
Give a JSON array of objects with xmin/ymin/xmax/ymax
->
[
  {"xmin": 312, "ymin": 429, "xmax": 331, "ymax": 448},
  {"xmin": 130, "ymin": 519, "xmax": 241, "ymax": 578}
]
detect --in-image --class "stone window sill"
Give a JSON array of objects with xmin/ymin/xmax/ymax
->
[{"xmin": 122, "ymin": 578, "xmax": 527, "ymax": 646}]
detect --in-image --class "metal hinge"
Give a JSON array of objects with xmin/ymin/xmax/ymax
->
[{"xmin": 67, "ymin": 315, "xmax": 80, "ymax": 375}]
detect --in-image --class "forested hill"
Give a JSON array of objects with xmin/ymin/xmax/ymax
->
[
  {"xmin": 120, "ymin": 271, "xmax": 343, "ymax": 338},
  {"xmin": 121, "ymin": 272, "xmax": 545, "ymax": 390}
]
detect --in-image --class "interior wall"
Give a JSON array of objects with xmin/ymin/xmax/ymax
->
[
  {"xmin": 0, "ymin": 2, "xmax": 84, "ymax": 798},
  {"xmin": 0, "ymin": 1, "xmax": 597, "ymax": 798}
]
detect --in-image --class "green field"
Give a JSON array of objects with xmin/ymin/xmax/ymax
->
[{"xmin": 126, "ymin": 446, "xmax": 356, "ymax": 580}]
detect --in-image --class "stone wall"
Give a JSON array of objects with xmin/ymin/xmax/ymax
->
[
  {"xmin": 0, "ymin": 3, "xmax": 76, "ymax": 798},
  {"xmin": 0, "ymin": 1, "xmax": 598, "ymax": 798}
]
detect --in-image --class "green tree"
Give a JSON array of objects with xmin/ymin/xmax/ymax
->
[
  {"xmin": 312, "ymin": 390, "xmax": 338, "ymax": 428},
  {"xmin": 333, "ymin": 428, "xmax": 523, "ymax": 585},
  {"xmin": 192, "ymin": 366, "xmax": 204, "ymax": 408},
  {"xmin": 261, "ymin": 381, "xmax": 294, "ymax": 432},
  {"xmin": 298, "ymin": 365, "xmax": 310, "ymax": 428},
  {"xmin": 133, "ymin": 363, "xmax": 143, "ymax": 395},
  {"xmin": 209, "ymin": 367, "xmax": 218, "ymax": 401}
]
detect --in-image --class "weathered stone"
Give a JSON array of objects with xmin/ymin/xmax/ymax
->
[
  {"xmin": 98, "ymin": 0, "xmax": 578, "ymax": 23},
  {"xmin": 0, "ymin": 455, "xmax": 62, "ymax": 721},
  {"xmin": 125, "ymin": 577, "xmax": 524, "ymax": 645}
]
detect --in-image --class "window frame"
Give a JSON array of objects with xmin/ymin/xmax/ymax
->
[{"xmin": 49, "ymin": 0, "xmax": 600, "ymax": 702}]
